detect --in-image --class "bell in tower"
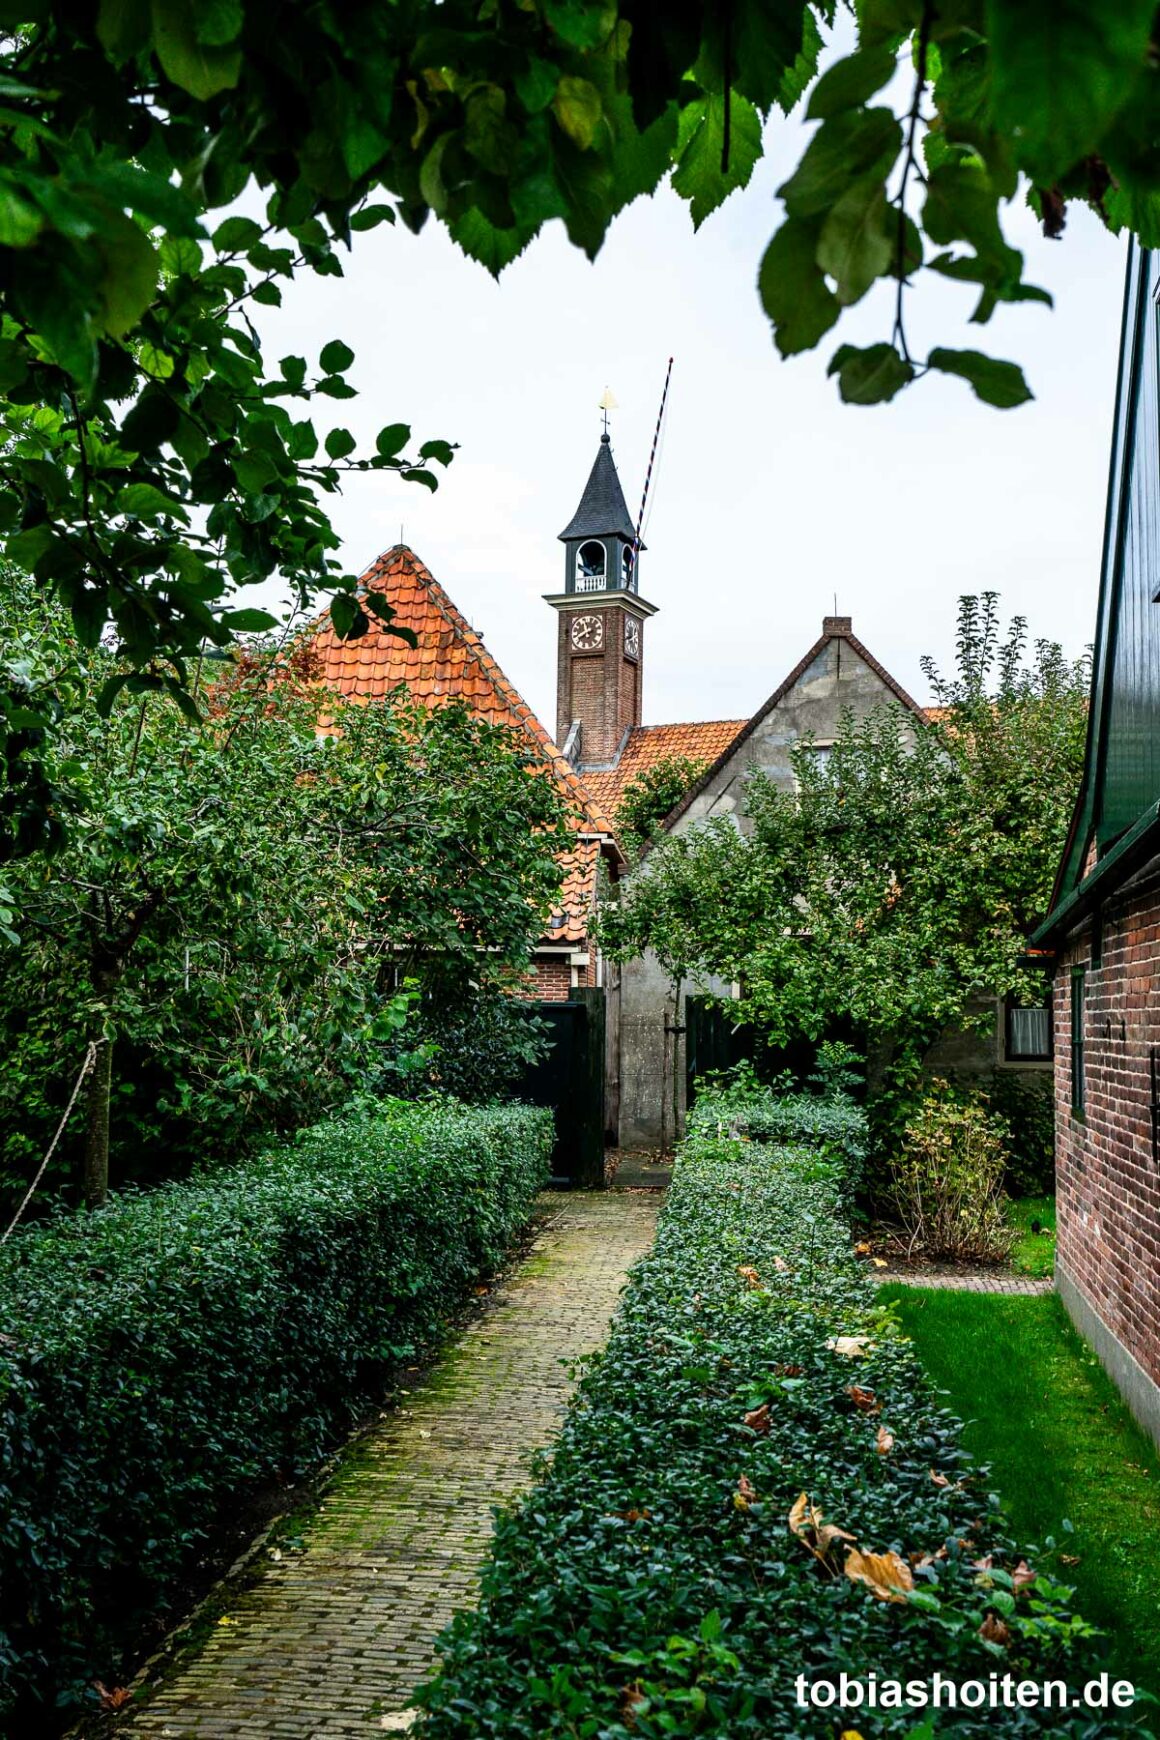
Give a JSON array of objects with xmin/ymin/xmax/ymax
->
[{"xmin": 544, "ymin": 402, "xmax": 657, "ymax": 767}]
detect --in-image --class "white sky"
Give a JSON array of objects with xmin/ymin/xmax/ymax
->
[{"xmin": 256, "ymin": 56, "xmax": 1127, "ymax": 735}]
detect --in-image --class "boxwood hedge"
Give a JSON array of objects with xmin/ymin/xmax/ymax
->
[
  {"xmin": 0, "ymin": 1098, "xmax": 552, "ymax": 1723},
  {"xmin": 421, "ymin": 1101, "xmax": 1145, "ymax": 1738},
  {"xmin": 689, "ymin": 1082, "xmax": 869, "ymax": 1195}
]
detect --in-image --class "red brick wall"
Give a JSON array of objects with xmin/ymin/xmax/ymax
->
[
  {"xmin": 529, "ymin": 953, "xmax": 598, "ymax": 1001},
  {"xmin": 1055, "ymin": 860, "xmax": 1160, "ymax": 1393}
]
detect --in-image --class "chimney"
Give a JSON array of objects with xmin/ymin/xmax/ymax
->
[{"xmin": 823, "ymin": 615, "xmax": 852, "ymax": 636}]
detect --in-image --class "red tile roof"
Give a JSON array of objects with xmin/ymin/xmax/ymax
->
[
  {"xmin": 582, "ymin": 720, "xmax": 748, "ymax": 820},
  {"xmin": 308, "ymin": 545, "xmax": 615, "ymax": 945}
]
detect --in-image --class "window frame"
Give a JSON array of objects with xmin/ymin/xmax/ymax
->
[
  {"xmin": 1070, "ymin": 965, "xmax": 1086, "ymax": 1114},
  {"xmin": 1002, "ymin": 996, "xmax": 1054, "ymax": 1064}
]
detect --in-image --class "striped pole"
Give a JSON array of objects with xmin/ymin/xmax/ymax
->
[{"xmin": 633, "ymin": 356, "xmax": 673, "ymax": 557}]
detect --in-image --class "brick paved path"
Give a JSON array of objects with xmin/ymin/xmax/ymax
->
[
  {"xmin": 117, "ymin": 1190, "xmax": 659, "ymax": 1739},
  {"xmin": 880, "ymin": 1268, "xmax": 1052, "ymax": 1295}
]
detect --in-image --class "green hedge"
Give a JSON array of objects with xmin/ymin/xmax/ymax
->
[
  {"xmin": 689, "ymin": 1084, "xmax": 868, "ymax": 1195},
  {"xmin": 421, "ymin": 1102, "xmax": 1140, "ymax": 1738},
  {"xmin": 0, "ymin": 1098, "xmax": 552, "ymax": 1722}
]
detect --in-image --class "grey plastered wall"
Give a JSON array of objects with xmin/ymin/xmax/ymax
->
[{"xmin": 616, "ymin": 632, "xmax": 919, "ymax": 1147}]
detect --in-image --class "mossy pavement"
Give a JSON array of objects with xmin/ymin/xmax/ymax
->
[{"xmin": 112, "ymin": 1189, "xmax": 660, "ymax": 1738}]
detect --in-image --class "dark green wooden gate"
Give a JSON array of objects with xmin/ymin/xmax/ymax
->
[
  {"xmin": 512, "ymin": 988, "xmax": 606, "ymax": 1188},
  {"xmin": 684, "ymin": 997, "xmax": 823, "ymax": 1114}
]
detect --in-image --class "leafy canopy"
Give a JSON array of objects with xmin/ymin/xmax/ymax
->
[
  {"xmin": 0, "ymin": 0, "xmax": 1147, "ymax": 855},
  {"xmin": 600, "ymin": 594, "xmax": 1089, "ymax": 1089},
  {"xmin": 0, "ymin": 569, "xmax": 568, "ymax": 1207}
]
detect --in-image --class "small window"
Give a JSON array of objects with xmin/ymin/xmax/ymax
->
[
  {"xmin": 1005, "ymin": 1000, "xmax": 1052, "ymax": 1062},
  {"xmin": 576, "ymin": 540, "xmax": 605, "ymax": 592},
  {"xmin": 1070, "ymin": 966, "xmax": 1086, "ymax": 1113}
]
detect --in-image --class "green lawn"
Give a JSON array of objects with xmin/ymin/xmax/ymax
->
[
  {"xmin": 879, "ymin": 1284, "xmax": 1160, "ymax": 1700},
  {"xmin": 1006, "ymin": 1193, "xmax": 1057, "ymax": 1278}
]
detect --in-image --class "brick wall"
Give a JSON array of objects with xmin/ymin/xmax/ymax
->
[
  {"xmin": 530, "ymin": 953, "xmax": 597, "ymax": 1001},
  {"xmin": 1055, "ymin": 859, "xmax": 1160, "ymax": 1396}
]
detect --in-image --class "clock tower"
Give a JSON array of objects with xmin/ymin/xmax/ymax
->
[{"xmin": 545, "ymin": 430, "xmax": 657, "ymax": 764}]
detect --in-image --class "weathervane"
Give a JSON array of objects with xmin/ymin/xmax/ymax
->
[{"xmin": 598, "ymin": 386, "xmax": 618, "ymax": 437}]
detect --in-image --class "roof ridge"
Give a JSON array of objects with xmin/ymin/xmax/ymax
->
[{"xmin": 359, "ymin": 546, "xmax": 617, "ymax": 840}]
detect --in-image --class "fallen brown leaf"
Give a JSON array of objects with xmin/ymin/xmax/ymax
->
[
  {"xmin": 876, "ymin": 1425, "xmax": 894, "ymax": 1455},
  {"xmin": 737, "ymin": 1265, "xmax": 762, "ymax": 1288},
  {"xmin": 735, "ymin": 1474, "xmax": 757, "ymax": 1511},
  {"xmin": 95, "ymin": 1684, "xmax": 133, "ymax": 1712},
  {"xmin": 930, "ymin": 1469, "xmax": 951, "ymax": 1488},
  {"xmin": 854, "ymin": 1241, "xmax": 872, "ymax": 1256},
  {"xmin": 620, "ymin": 1682, "xmax": 647, "ymax": 1727},
  {"xmin": 773, "ymin": 1362, "xmax": 804, "ymax": 1377},
  {"xmin": 844, "ymin": 1546, "xmax": 914, "ymax": 1604},
  {"xmin": 1060, "ymin": 1552, "xmax": 1081, "ymax": 1567},
  {"xmin": 846, "ymin": 1384, "xmax": 881, "ymax": 1415},
  {"xmin": 1013, "ymin": 1559, "xmax": 1036, "ymax": 1593},
  {"xmin": 743, "ymin": 1402, "xmax": 771, "ymax": 1433},
  {"xmin": 979, "ymin": 1612, "xmax": 1011, "ymax": 1646},
  {"xmin": 788, "ymin": 1493, "xmax": 857, "ymax": 1565},
  {"xmin": 871, "ymin": 1257, "xmax": 889, "ymax": 1269},
  {"xmin": 773, "ymin": 1255, "xmax": 790, "ymax": 1273},
  {"xmin": 971, "ymin": 1554, "xmax": 994, "ymax": 1571}
]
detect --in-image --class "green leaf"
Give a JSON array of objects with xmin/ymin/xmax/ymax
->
[
  {"xmin": 757, "ymin": 217, "xmax": 840, "ymax": 357},
  {"xmin": 212, "ymin": 215, "xmax": 263, "ymax": 254},
  {"xmin": 97, "ymin": 0, "xmax": 152, "ymax": 58},
  {"xmin": 150, "ymin": 0, "xmax": 242, "ymax": 99},
  {"xmin": 1104, "ymin": 182, "xmax": 1160, "ymax": 249},
  {"xmin": 159, "ymin": 235, "xmax": 202, "ymax": 276},
  {"xmin": 221, "ymin": 606, "xmax": 278, "ymax": 631},
  {"xmin": 317, "ymin": 376, "xmax": 357, "ymax": 399},
  {"xmin": 827, "ymin": 341, "xmax": 914, "ymax": 404},
  {"xmin": 117, "ymin": 481, "xmax": 185, "ymax": 519},
  {"xmin": 543, "ymin": 0, "xmax": 616, "ymax": 50},
  {"xmin": 418, "ymin": 438, "xmax": 455, "ymax": 466},
  {"xmin": 349, "ymin": 204, "xmax": 395, "ymax": 232},
  {"xmin": 817, "ymin": 179, "xmax": 894, "ymax": 305},
  {"xmin": 330, "ymin": 592, "xmax": 367, "ymax": 640},
  {"xmin": 402, "ymin": 468, "xmax": 438, "ymax": 491},
  {"xmin": 514, "ymin": 55, "xmax": 559, "ymax": 115},
  {"xmin": 806, "ymin": 45, "xmax": 899, "ymax": 120},
  {"xmin": 320, "ymin": 339, "xmax": 355, "ymax": 374},
  {"xmin": 449, "ymin": 208, "xmax": 536, "ymax": 276},
  {"xmin": 672, "ymin": 92, "xmax": 763, "ymax": 231},
  {"xmin": 233, "ymin": 450, "xmax": 279, "ymax": 491},
  {"xmin": 195, "ymin": 0, "xmax": 243, "ymax": 48},
  {"xmin": 927, "ymin": 346, "xmax": 1033, "ymax": 407},
  {"xmin": 778, "ymin": 108, "xmax": 901, "ymax": 218},
  {"xmin": 375, "ymin": 422, "xmax": 410, "ymax": 458},
  {"xmin": 96, "ymin": 211, "xmax": 158, "ymax": 337},
  {"xmin": 553, "ymin": 76, "xmax": 603, "ymax": 150},
  {"xmin": 986, "ymin": 0, "xmax": 1155, "ymax": 182},
  {"xmin": 138, "ymin": 339, "xmax": 175, "ymax": 379},
  {"xmin": 251, "ymin": 279, "xmax": 281, "ymax": 306},
  {"xmin": 325, "ymin": 427, "xmax": 356, "ymax": 459},
  {"xmin": 279, "ymin": 355, "xmax": 307, "ymax": 390}
]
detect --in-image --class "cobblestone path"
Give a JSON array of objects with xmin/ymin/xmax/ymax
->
[
  {"xmin": 880, "ymin": 1268, "xmax": 1052, "ymax": 1295},
  {"xmin": 118, "ymin": 1190, "xmax": 659, "ymax": 1739}
]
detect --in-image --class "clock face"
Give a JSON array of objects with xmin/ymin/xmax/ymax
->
[
  {"xmin": 624, "ymin": 616, "xmax": 640, "ymax": 658},
  {"xmin": 571, "ymin": 613, "xmax": 602, "ymax": 651}
]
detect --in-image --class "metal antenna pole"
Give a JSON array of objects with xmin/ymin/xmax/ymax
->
[{"xmin": 633, "ymin": 357, "xmax": 674, "ymax": 555}]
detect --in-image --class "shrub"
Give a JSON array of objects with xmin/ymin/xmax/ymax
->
[
  {"xmin": 689, "ymin": 1067, "xmax": 868, "ymax": 1198},
  {"xmin": 420, "ymin": 1092, "xmax": 1125, "ymax": 1738},
  {"xmin": 0, "ymin": 1098, "xmax": 552, "ymax": 1723},
  {"xmin": 889, "ymin": 1080, "xmax": 1014, "ymax": 1262},
  {"xmin": 988, "ymin": 1070, "xmax": 1056, "ymax": 1197}
]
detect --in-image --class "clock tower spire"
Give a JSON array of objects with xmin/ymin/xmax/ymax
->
[{"xmin": 545, "ymin": 413, "xmax": 657, "ymax": 765}]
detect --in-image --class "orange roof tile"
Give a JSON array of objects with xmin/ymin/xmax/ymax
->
[
  {"xmin": 308, "ymin": 545, "xmax": 614, "ymax": 945},
  {"xmin": 581, "ymin": 719, "xmax": 748, "ymax": 821}
]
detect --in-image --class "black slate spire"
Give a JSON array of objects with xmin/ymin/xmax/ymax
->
[{"xmin": 557, "ymin": 434, "xmax": 637, "ymax": 543}]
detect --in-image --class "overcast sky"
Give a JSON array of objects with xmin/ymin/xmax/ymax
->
[{"xmin": 257, "ymin": 60, "xmax": 1127, "ymax": 735}]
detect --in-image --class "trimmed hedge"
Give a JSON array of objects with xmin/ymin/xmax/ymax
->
[
  {"xmin": 0, "ymin": 1098, "xmax": 552, "ymax": 1722},
  {"xmin": 422, "ymin": 1102, "xmax": 1142, "ymax": 1738},
  {"xmin": 690, "ymin": 1084, "xmax": 868, "ymax": 1195}
]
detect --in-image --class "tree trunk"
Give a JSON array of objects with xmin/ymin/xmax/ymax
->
[
  {"xmin": 83, "ymin": 954, "xmax": 122, "ymax": 1209},
  {"xmin": 82, "ymin": 1033, "xmax": 113, "ymax": 1208}
]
